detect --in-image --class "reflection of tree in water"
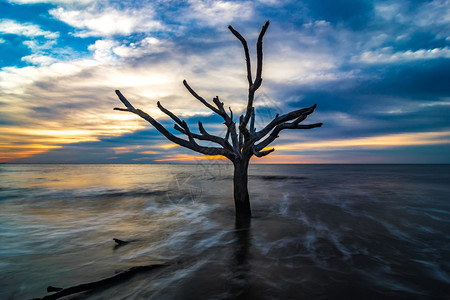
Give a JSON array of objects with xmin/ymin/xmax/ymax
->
[{"xmin": 230, "ymin": 217, "xmax": 252, "ymax": 298}]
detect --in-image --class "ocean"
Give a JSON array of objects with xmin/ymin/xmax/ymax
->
[{"xmin": 0, "ymin": 164, "xmax": 449, "ymax": 299}]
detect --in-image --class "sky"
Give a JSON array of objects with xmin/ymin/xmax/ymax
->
[{"xmin": 0, "ymin": 0, "xmax": 449, "ymax": 164}]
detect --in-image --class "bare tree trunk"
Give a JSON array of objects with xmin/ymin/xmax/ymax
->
[{"xmin": 233, "ymin": 157, "xmax": 251, "ymax": 218}]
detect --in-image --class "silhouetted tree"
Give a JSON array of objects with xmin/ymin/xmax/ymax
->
[{"xmin": 114, "ymin": 21, "xmax": 322, "ymax": 218}]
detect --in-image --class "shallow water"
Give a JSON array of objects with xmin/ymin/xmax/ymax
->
[{"xmin": 0, "ymin": 164, "xmax": 449, "ymax": 299}]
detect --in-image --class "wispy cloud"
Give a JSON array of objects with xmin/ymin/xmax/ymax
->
[
  {"xmin": 355, "ymin": 47, "xmax": 450, "ymax": 64},
  {"xmin": 0, "ymin": 19, "xmax": 59, "ymax": 39}
]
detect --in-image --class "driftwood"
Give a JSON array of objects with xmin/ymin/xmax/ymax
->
[
  {"xmin": 113, "ymin": 237, "xmax": 137, "ymax": 250},
  {"xmin": 34, "ymin": 263, "xmax": 169, "ymax": 300},
  {"xmin": 113, "ymin": 238, "xmax": 129, "ymax": 246},
  {"xmin": 114, "ymin": 21, "xmax": 322, "ymax": 217},
  {"xmin": 46, "ymin": 286, "xmax": 63, "ymax": 293}
]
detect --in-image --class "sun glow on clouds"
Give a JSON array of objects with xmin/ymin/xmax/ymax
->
[
  {"xmin": 112, "ymin": 145, "xmax": 162, "ymax": 155},
  {"xmin": 0, "ymin": 143, "xmax": 61, "ymax": 161},
  {"xmin": 0, "ymin": 117, "xmax": 144, "ymax": 161},
  {"xmin": 154, "ymin": 154, "xmax": 226, "ymax": 162},
  {"xmin": 155, "ymin": 143, "xmax": 179, "ymax": 150},
  {"xmin": 275, "ymin": 131, "xmax": 450, "ymax": 152}
]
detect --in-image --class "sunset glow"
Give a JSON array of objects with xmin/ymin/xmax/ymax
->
[
  {"xmin": 154, "ymin": 154, "xmax": 227, "ymax": 163},
  {"xmin": 275, "ymin": 131, "xmax": 450, "ymax": 152}
]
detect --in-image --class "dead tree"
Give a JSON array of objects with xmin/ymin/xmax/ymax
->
[{"xmin": 114, "ymin": 21, "xmax": 322, "ymax": 218}]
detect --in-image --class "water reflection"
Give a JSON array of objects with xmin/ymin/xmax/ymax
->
[{"xmin": 231, "ymin": 217, "xmax": 252, "ymax": 298}]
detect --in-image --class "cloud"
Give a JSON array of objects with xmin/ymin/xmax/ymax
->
[
  {"xmin": 22, "ymin": 39, "xmax": 57, "ymax": 51},
  {"xmin": 257, "ymin": 0, "xmax": 280, "ymax": 5},
  {"xmin": 49, "ymin": 6, "xmax": 163, "ymax": 37},
  {"xmin": 86, "ymin": 37, "xmax": 169, "ymax": 64},
  {"xmin": 0, "ymin": 19, "xmax": 59, "ymax": 39},
  {"xmin": 186, "ymin": 0, "xmax": 254, "ymax": 26},
  {"xmin": 0, "ymin": 143, "xmax": 62, "ymax": 162},
  {"xmin": 7, "ymin": 0, "xmax": 98, "ymax": 6},
  {"xmin": 375, "ymin": 0, "xmax": 450, "ymax": 30},
  {"xmin": 21, "ymin": 54, "xmax": 56, "ymax": 66},
  {"xmin": 275, "ymin": 131, "xmax": 450, "ymax": 151},
  {"xmin": 0, "ymin": 35, "xmax": 233, "ymax": 162},
  {"xmin": 370, "ymin": 0, "xmax": 449, "ymax": 51},
  {"xmin": 0, "ymin": 58, "xmax": 99, "ymax": 91},
  {"xmin": 355, "ymin": 47, "xmax": 450, "ymax": 63},
  {"xmin": 0, "ymin": 19, "xmax": 62, "ymax": 67},
  {"xmin": 113, "ymin": 37, "xmax": 167, "ymax": 58},
  {"xmin": 8, "ymin": 0, "xmax": 94, "ymax": 3},
  {"xmin": 87, "ymin": 39, "xmax": 119, "ymax": 63},
  {"xmin": 1, "ymin": 0, "xmax": 449, "ymax": 163}
]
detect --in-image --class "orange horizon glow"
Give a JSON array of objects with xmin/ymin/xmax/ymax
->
[
  {"xmin": 154, "ymin": 154, "xmax": 227, "ymax": 162},
  {"xmin": 275, "ymin": 131, "xmax": 450, "ymax": 152},
  {"xmin": 0, "ymin": 145, "xmax": 62, "ymax": 162},
  {"xmin": 1, "ymin": 130, "xmax": 449, "ymax": 163}
]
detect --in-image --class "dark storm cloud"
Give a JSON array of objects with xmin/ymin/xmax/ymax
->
[{"xmin": 358, "ymin": 59, "xmax": 450, "ymax": 98}]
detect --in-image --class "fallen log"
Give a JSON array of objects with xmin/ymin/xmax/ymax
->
[{"xmin": 35, "ymin": 263, "xmax": 169, "ymax": 300}]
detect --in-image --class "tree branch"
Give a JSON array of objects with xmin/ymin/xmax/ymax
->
[
  {"xmin": 173, "ymin": 121, "xmax": 233, "ymax": 151},
  {"xmin": 253, "ymin": 147, "xmax": 274, "ymax": 157},
  {"xmin": 239, "ymin": 115, "xmax": 244, "ymax": 150},
  {"xmin": 254, "ymin": 21, "xmax": 270, "ymax": 92},
  {"xmin": 255, "ymin": 122, "xmax": 323, "ymax": 151},
  {"xmin": 36, "ymin": 263, "xmax": 168, "ymax": 299},
  {"xmin": 157, "ymin": 101, "xmax": 183, "ymax": 127},
  {"xmin": 181, "ymin": 120, "xmax": 196, "ymax": 144},
  {"xmin": 228, "ymin": 25, "xmax": 253, "ymax": 87},
  {"xmin": 183, "ymin": 80, "xmax": 220, "ymax": 114},
  {"xmin": 249, "ymin": 107, "xmax": 255, "ymax": 134},
  {"xmin": 114, "ymin": 90, "xmax": 135, "ymax": 111},
  {"xmin": 181, "ymin": 81, "xmax": 239, "ymax": 156},
  {"xmin": 240, "ymin": 21, "xmax": 270, "ymax": 131},
  {"xmin": 114, "ymin": 90, "xmax": 233, "ymax": 158},
  {"xmin": 200, "ymin": 122, "xmax": 233, "ymax": 151},
  {"xmin": 253, "ymin": 104, "xmax": 318, "ymax": 142}
]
